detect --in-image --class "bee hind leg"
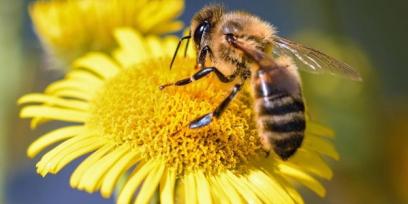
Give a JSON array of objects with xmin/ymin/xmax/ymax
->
[
  {"xmin": 189, "ymin": 83, "xmax": 243, "ymax": 129},
  {"xmin": 159, "ymin": 67, "xmax": 235, "ymax": 90},
  {"xmin": 189, "ymin": 113, "xmax": 214, "ymax": 129}
]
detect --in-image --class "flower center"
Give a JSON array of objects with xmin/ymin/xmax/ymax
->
[{"xmin": 87, "ymin": 58, "xmax": 263, "ymax": 175}]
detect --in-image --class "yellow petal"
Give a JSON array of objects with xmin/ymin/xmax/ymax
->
[
  {"xmin": 20, "ymin": 105, "xmax": 89, "ymax": 123},
  {"xmin": 73, "ymin": 52, "xmax": 120, "ymax": 79},
  {"xmin": 149, "ymin": 21, "xmax": 184, "ymax": 34},
  {"xmin": 52, "ymin": 89, "xmax": 93, "ymax": 101},
  {"xmin": 36, "ymin": 134, "xmax": 94, "ymax": 171},
  {"xmin": 163, "ymin": 35, "xmax": 180, "ymax": 55},
  {"xmin": 30, "ymin": 117, "xmax": 49, "ymax": 129},
  {"xmin": 223, "ymin": 172, "xmax": 260, "ymax": 204},
  {"xmin": 145, "ymin": 36, "xmax": 164, "ymax": 58},
  {"xmin": 27, "ymin": 126, "xmax": 84, "ymax": 158},
  {"xmin": 175, "ymin": 177, "xmax": 184, "ymax": 204},
  {"xmin": 45, "ymin": 80, "xmax": 99, "ymax": 95},
  {"xmin": 37, "ymin": 136, "xmax": 97, "ymax": 176},
  {"xmin": 184, "ymin": 172, "xmax": 197, "ymax": 204},
  {"xmin": 113, "ymin": 28, "xmax": 148, "ymax": 64},
  {"xmin": 117, "ymin": 160, "xmax": 157, "ymax": 204},
  {"xmin": 45, "ymin": 137, "xmax": 100, "ymax": 173},
  {"xmin": 53, "ymin": 139, "xmax": 104, "ymax": 173},
  {"xmin": 288, "ymin": 149, "xmax": 333, "ymax": 179},
  {"xmin": 304, "ymin": 135, "xmax": 340, "ymax": 160},
  {"xmin": 18, "ymin": 93, "xmax": 90, "ymax": 111},
  {"xmin": 135, "ymin": 0, "xmax": 161, "ymax": 32},
  {"xmin": 195, "ymin": 171, "xmax": 212, "ymax": 204},
  {"xmin": 277, "ymin": 178, "xmax": 304, "ymax": 204},
  {"xmin": 278, "ymin": 164, "xmax": 326, "ymax": 197},
  {"xmin": 307, "ymin": 122, "xmax": 335, "ymax": 137},
  {"xmin": 112, "ymin": 49, "xmax": 133, "ymax": 68},
  {"xmin": 207, "ymin": 176, "xmax": 231, "ymax": 204},
  {"xmin": 79, "ymin": 145, "xmax": 131, "ymax": 193},
  {"xmin": 141, "ymin": 0, "xmax": 184, "ymax": 32},
  {"xmin": 71, "ymin": 143, "xmax": 115, "ymax": 188},
  {"xmin": 134, "ymin": 162, "xmax": 165, "ymax": 204},
  {"xmin": 247, "ymin": 170, "xmax": 294, "ymax": 204},
  {"xmin": 67, "ymin": 70, "xmax": 103, "ymax": 84},
  {"xmin": 160, "ymin": 168, "xmax": 177, "ymax": 204},
  {"xmin": 100, "ymin": 150, "xmax": 140, "ymax": 198}
]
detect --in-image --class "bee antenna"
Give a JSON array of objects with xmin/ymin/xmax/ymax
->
[
  {"xmin": 170, "ymin": 35, "xmax": 191, "ymax": 70},
  {"xmin": 183, "ymin": 30, "xmax": 191, "ymax": 57}
]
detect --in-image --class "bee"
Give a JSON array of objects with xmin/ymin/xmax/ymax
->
[{"xmin": 160, "ymin": 5, "xmax": 361, "ymax": 160}]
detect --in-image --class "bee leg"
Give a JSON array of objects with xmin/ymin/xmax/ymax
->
[
  {"xmin": 159, "ymin": 67, "xmax": 235, "ymax": 90},
  {"xmin": 189, "ymin": 83, "xmax": 242, "ymax": 129},
  {"xmin": 196, "ymin": 45, "xmax": 213, "ymax": 69}
]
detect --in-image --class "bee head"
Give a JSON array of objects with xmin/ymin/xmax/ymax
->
[{"xmin": 191, "ymin": 4, "xmax": 224, "ymax": 48}]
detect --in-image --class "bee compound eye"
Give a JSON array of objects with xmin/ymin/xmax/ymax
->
[{"xmin": 194, "ymin": 21, "xmax": 210, "ymax": 45}]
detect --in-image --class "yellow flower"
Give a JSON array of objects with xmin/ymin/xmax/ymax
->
[
  {"xmin": 19, "ymin": 28, "xmax": 339, "ymax": 203},
  {"xmin": 30, "ymin": 0, "xmax": 184, "ymax": 65}
]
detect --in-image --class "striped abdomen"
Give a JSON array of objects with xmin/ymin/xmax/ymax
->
[{"xmin": 253, "ymin": 67, "xmax": 305, "ymax": 160}]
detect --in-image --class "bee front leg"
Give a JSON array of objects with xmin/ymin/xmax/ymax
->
[
  {"xmin": 196, "ymin": 45, "xmax": 213, "ymax": 69},
  {"xmin": 159, "ymin": 67, "xmax": 235, "ymax": 90},
  {"xmin": 189, "ymin": 83, "xmax": 243, "ymax": 129}
]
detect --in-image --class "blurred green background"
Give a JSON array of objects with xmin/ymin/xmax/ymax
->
[{"xmin": 1, "ymin": 0, "xmax": 408, "ymax": 203}]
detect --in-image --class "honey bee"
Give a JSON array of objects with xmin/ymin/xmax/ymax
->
[{"xmin": 160, "ymin": 5, "xmax": 361, "ymax": 160}]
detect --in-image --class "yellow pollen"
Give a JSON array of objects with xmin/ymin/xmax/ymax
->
[{"xmin": 87, "ymin": 58, "xmax": 263, "ymax": 175}]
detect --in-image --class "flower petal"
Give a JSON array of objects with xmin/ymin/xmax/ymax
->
[
  {"xmin": 71, "ymin": 143, "xmax": 115, "ymax": 188},
  {"xmin": 207, "ymin": 176, "xmax": 232, "ymax": 204},
  {"xmin": 117, "ymin": 160, "xmax": 157, "ymax": 204},
  {"xmin": 18, "ymin": 93, "xmax": 90, "ymax": 111},
  {"xmin": 223, "ymin": 172, "xmax": 260, "ymax": 204},
  {"xmin": 160, "ymin": 169, "xmax": 177, "ymax": 204},
  {"xmin": 247, "ymin": 170, "xmax": 294, "ymax": 204},
  {"xmin": 141, "ymin": 0, "xmax": 184, "ymax": 32},
  {"xmin": 278, "ymin": 164, "xmax": 326, "ymax": 197},
  {"xmin": 307, "ymin": 122, "xmax": 335, "ymax": 138},
  {"xmin": 148, "ymin": 21, "xmax": 184, "ymax": 34},
  {"xmin": 53, "ymin": 139, "xmax": 104, "ymax": 173},
  {"xmin": 27, "ymin": 125, "xmax": 84, "ymax": 158},
  {"xmin": 79, "ymin": 145, "xmax": 131, "ymax": 193},
  {"xmin": 304, "ymin": 135, "xmax": 340, "ymax": 160},
  {"xmin": 20, "ymin": 105, "xmax": 89, "ymax": 123},
  {"xmin": 288, "ymin": 149, "xmax": 333, "ymax": 179},
  {"xmin": 67, "ymin": 70, "xmax": 104, "ymax": 84},
  {"xmin": 100, "ymin": 150, "xmax": 140, "ymax": 198},
  {"xmin": 277, "ymin": 178, "xmax": 305, "ymax": 204},
  {"xmin": 195, "ymin": 171, "xmax": 212, "ymax": 204},
  {"xmin": 145, "ymin": 36, "xmax": 165, "ymax": 58},
  {"xmin": 52, "ymin": 89, "xmax": 93, "ymax": 101},
  {"xmin": 113, "ymin": 29, "xmax": 148, "ymax": 66},
  {"xmin": 73, "ymin": 52, "xmax": 120, "ymax": 79},
  {"xmin": 29, "ymin": 117, "xmax": 49, "ymax": 129},
  {"xmin": 45, "ymin": 80, "xmax": 99, "ymax": 95},
  {"xmin": 37, "ymin": 135, "xmax": 98, "ymax": 176},
  {"xmin": 134, "ymin": 162, "xmax": 165, "ymax": 204},
  {"xmin": 184, "ymin": 172, "xmax": 197, "ymax": 204}
]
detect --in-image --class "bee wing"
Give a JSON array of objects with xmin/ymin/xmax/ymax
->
[{"xmin": 273, "ymin": 36, "xmax": 362, "ymax": 81}]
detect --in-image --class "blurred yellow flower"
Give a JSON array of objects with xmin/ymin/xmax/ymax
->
[
  {"xmin": 19, "ymin": 28, "xmax": 339, "ymax": 203},
  {"xmin": 30, "ymin": 0, "xmax": 184, "ymax": 65}
]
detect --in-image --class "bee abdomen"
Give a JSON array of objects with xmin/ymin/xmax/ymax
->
[{"xmin": 256, "ymin": 94, "xmax": 305, "ymax": 160}]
